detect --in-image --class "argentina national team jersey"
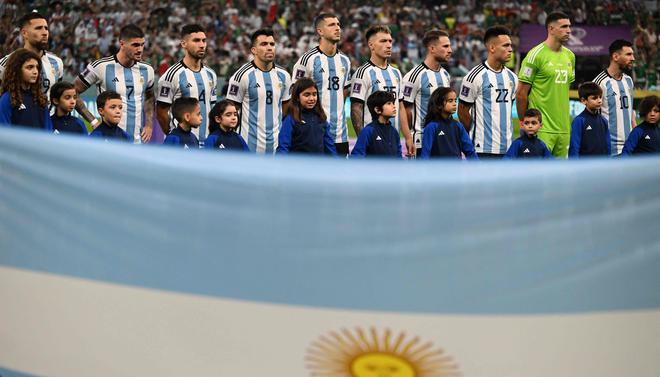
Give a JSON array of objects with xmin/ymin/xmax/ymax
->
[
  {"xmin": 79, "ymin": 55, "xmax": 155, "ymax": 143},
  {"xmin": 0, "ymin": 50, "xmax": 63, "ymax": 98},
  {"xmin": 594, "ymin": 70, "xmax": 635, "ymax": 155},
  {"xmin": 459, "ymin": 62, "xmax": 518, "ymax": 154},
  {"xmin": 351, "ymin": 61, "xmax": 403, "ymax": 131},
  {"xmin": 226, "ymin": 62, "xmax": 292, "ymax": 154},
  {"xmin": 157, "ymin": 61, "xmax": 217, "ymax": 144},
  {"xmin": 401, "ymin": 63, "xmax": 450, "ymax": 148},
  {"xmin": 292, "ymin": 47, "xmax": 351, "ymax": 143}
]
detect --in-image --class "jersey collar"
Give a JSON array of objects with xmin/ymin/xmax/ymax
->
[{"xmin": 180, "ymin": 59, "xmax": 204, "ymax": 73}]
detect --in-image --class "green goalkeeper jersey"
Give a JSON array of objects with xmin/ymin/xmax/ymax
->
[{"xmin": 519, "ymin": 43, "xmax": 575, "ymax": 134}]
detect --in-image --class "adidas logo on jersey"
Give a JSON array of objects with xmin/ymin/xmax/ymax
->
[
  {"xmin": 488, "ymin": 83, "xmax": 494, "ymax": 88},
  {"xmin": 319, "ymin": 68, "xmax": 325, "ymax": 73},
  {"xmin": 427, "ymin": 83, "xmax": 433, "ymax": 88},
  {"xmin": 18, "ymin": 103, "xmax": 26, "ymax": 110},
  {"xmin": 255, "ymin": 83, "xmax": 261, "ymax": 88},
  {"xmin": 186, "ymin": 83, "xmax": 193, "ymax": 88},
  {"xmin": 586, "ymin": 125, "xmax": 592, "ymax": 130},
  {"xmin": 548, "ymin": 62, "xmax": 554, "ymax": 67},
  {"xmin": 112, "ymin": 77, "xmax": 120, "ymax": 82},
  {"xmin": 376, "ymin": 136, "xmax": 382, "ymax": 141},
  {"xmin": 523, "ymin": 148, "xmax": 531, "ymax": 153},
  {"xmin": 53, "ymin": 129, "xmax": 60, "ymax": 135},
  {"xmin": 375, "ymin": 79, "xmax": 381, "ymax": 84},
  {"xmin": 645, "ymin": 135, "xmax": 651, "ymax": 140},
  {"xmin": 219, "ymin": 144, "xmax": 226, "ymax": 149},
  {"xmin": 184, "ymin": 144, "xmax": 189, "ymax": 149},
  {"xmin": 476, "ymin": 143, "xmax": 481, "ymax": 147},
  {"xmin": 438, "ymin": 131, "xmax": 445, "ymax": 136}
]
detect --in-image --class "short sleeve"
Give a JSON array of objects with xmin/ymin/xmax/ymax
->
[
  {"xmin": 458, "ymin": 76, "xmax": 478, "ymax": 104},
  {"xmin": 291, "ymin": 58, "xmax": 309, "ymax": 81},
  {"xmin": 569, "ymin": 51, "xmax": 576, "ymax": 83},
  {"xmin": 401, "ymin": 71, "xmax": 419, "ymax": 105},
  {"xmin": 282, "ymin": 71, "xmax": 292, "ymax": 102},
  {"xmin": 350, "ymin": 75, "xmax": 369, "ymax": 102},
  {"xmin": 156, "ymin": 75, "xmax": 176, "ymax": 105},
  {"xmin": 518, "ymin": 55, "xmax": 538, "ymax": 85},
  {"xmin": 210, "ymin": 71, "xmax": 218, "ymax": 103},
  {"xmin": 146, "ymin": 67, "xmax": 155, "ymax": 91},
  {"xmin": 226, "ymin": 73, "xmax": 246, "ymax": 103}
]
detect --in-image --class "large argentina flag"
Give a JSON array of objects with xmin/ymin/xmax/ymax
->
[{"xmin": 0, "ymin": 127, "xmax": 658, "ymax": 377}]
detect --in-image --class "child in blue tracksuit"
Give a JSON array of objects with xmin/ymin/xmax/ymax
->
[
  {"xmin": 351, "ymin": 90, "xmax": 402, "ymax": 158},
  {"xmin": 0, "ymin": 48, "xmax": 52, "ymax": 131},
  {"xmin": 50, "ymin": 81, "xmax": 87, "ymax": 135},
  {"xmin": 622, "ymin": 95, "xmax": 660, "ymax": 155},
  {"xmin": 420, "ymin": 87, "xmax": 477, "ymax": 159},
  {"xmin": 89, "ymin": 91, "xmax": 131, "ymax": 141},
  {"xmin": 205, "ymin": 99, "xmax": 249, "ymax": 151},
  {"xmin": 569, "ymin": 82, "xmax": 610, "ymax": 158},
  {"xmin": 504, "ymin": 108, "xmax": 553, "ymax": 159},
  {"xmin": 163, "ymin": 97, "xmax": 201, "ymax": 148},
  {"xmin": 277, "ymin": 77, "xmax": 336, "ymax": 156}
]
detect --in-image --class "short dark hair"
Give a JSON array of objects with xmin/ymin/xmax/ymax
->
[
  {"xmin": 365, "ymin": 25, "xmax": 390, "ymax": 42},
  {"xmin": 97, "ymin": 90, "xmax": 122, "ymax": 109},
  {"xmin": 545, "ymin": 11, "xmax": 570, "ymax": 28},
  {"xmin": 119, "ymin": 24, "xmax": 144, "ymax": 40},
  {"xmin": 638, "ymin": 95, "xmax": 659, "ymax": 118},
  {"xmin": 314, "ymin": 13, "xmax": 338, "ymax": 29},
  {"xmin": 422, "ymin": 29, "xmax": 449, "ymax": 48},
  {"xmin": 251, "ymin": 28, "xmax": 274, "ymax": 46},
  {"xmin": 18, "ymin": 12, "xmax": 47, "ymax": 29},
  {"xmin": 367, "ymin": 91, "xmax": 395, "ymax": 121},
  {"xmin": 171, "ymin": 97, "xmax": 199, "ymax": 122},
  {"xmin": 181, "ymin": 24, "xmax": 205, "ymax": 38},
  {"xmin": 523, "ymin": 108, "xmax": 542, "ymax": 123},
  {"xmin": 578, "ymin": 82, "xmax": 602, "ymax": 100},
  {"xmin": 608, "ymin": 39, "xmax": 633, "ymax": 57},
  {"xmin": 484, "ymin": 25, "xmax": 511, "ymax": 44},
  {"xmin": 50, "ymin": 81, "xmax": 76, "ymax": 103}
]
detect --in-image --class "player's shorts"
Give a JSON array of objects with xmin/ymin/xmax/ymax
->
[{"xmin": 538, "ymin": 131, "xmax": 570, "ymax": 159}]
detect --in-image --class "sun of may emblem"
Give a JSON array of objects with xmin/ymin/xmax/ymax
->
[{"xmin": 305, "ymin": 327, "xmax": 461, "ymax": 377}]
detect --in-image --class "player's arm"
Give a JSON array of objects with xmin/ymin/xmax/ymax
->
[
  {"xmin": 350, "ymin": 99, "xmax": 365, "ymax": 135},
  {"xmin": 73, "ymin": 77, "xmax": 98, "ymax": 126},
  {"xmin": 515, "ymin": 82, "xmax": 531, "ymax": 125},
  {"xmin": 457, "ymin": 102, "xmax": 473, "ymax": 132},
  {"xmin": 141, "ymin": 88, "xmax": 155, "ymax": 143},
  {"xmin": 398, "ymin": 101, "xmax": 414, "ymax": 156},
  {"xmin": 403, "ymin": 101, "xmax": 414, "ymax": 132},
  {"xmin": 568, "ymin": 117, "xmax": 583, "ymax": 159},
  {"xmin": 156, "ymin": 102, "xmax": 171, "ymax": 135}
]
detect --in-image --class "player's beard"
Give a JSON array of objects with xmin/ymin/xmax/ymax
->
[{"xmin": 34, "ymin": 40, "xmax": 49, "ymax": 51}]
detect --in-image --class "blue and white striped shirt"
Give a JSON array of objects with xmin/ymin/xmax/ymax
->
[
  {"xmin": 292, "ymin": 46, "xmax": 351, "ymax": 143},
  {"xmin": 351, "ymin": 61, "xmax": 403, "ymax": 132},
  {"xmin": 402, "ymin": 62, "xmax": 451, "ymax": 148},
  {"xmin": 226, "ymin": 62, "xmax": 292, "ymax": 154},
  {"xmin": 0, "ymin": 50, "xmax": 63, "ymax": 98},
  {"xmin": 157, "ymin": 61, "xmax": 218, "ymax": 144},
  {"xmin": 594, "ymin": 70, "xmax": 635, "ymax": 155},
  {"xmin": 79, "ymin": 55, "xmax": 155, "ymax": 143},
  {"xmin": 459, "ymin": 62, "xmax": 518, "ymax": 155}
]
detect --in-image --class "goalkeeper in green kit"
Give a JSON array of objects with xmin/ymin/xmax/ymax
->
[{"xmin": 516, "ymin": 11, "xmax": 575, "ymax": 158}]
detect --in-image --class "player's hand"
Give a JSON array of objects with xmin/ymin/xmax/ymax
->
[
  {"xmin": 405, "ymin": 135, "xmax": 415, "ymax": 157},
  {"xmin": 141, "ymin": 125, "xmax": 153, "ymax": 143}
]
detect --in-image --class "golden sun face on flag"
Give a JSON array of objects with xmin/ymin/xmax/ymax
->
[{"xmin": 305, "ymin": 327, "xmax": 461, "ymax": 377}]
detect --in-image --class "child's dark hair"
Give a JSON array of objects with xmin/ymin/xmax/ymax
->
[
  {"xmin": 97, "ymin": 90, "xmax": 122, "ymax": 109},
  {"xmin": 50, "ymin": 81, "xmax": 76, "ymax": 104},
  {"xmin": 288, "ymin": 77, "xmax": 326, "ymax": 123},
  {"xmin": 208, "ymin": 99, "xmax": 237, "ymax": 133},
  {"xmin": 523, "ymin": 108, "xmax": 542, "ymax": 123},
  {"xmin": 171, "ymin": 97, "xmax": 199, "ymax": 123},
  {"xmin": 1, "ymin": 48, "xmax": 48, "ymax": 109},
  {"xmin": 423, "ymin": 87, "xmax": 456, "ymax": 125},
  {"xmin": 367, "ymin": 90, "xmax": 395, "ymax": 121},
  {"xmin": 638, "ymin": 95, "xmax": 659, "ymax": 118},
  {"xmin": 577, "ymin": 82, "xmax": 602, "ymax": 100}
]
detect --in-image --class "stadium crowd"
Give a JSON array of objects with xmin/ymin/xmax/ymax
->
[{"xmin": 0, "ymin": 0, "xmax": 658, "ymax": 89}]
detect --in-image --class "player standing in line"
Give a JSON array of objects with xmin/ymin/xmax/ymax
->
[
  {"xmin": 593, "ymin": 39, "xmax": 636, "ymax": 156},
  {"xmin": 226, "ymin": 29, "xmax": 292, "ymax": 154},
  {"xmin": 0, "ymin": 12, "xmax": 63, "ymax": 98},
  {"xmin": 516, "ymin": 11, "xmax": 575, "ymax": 158},
  {"xmin": 402, "ymin": 29, "xmax": 452, "ymax": 156},
  {"xmin": 292, "ymin": 13, "xmax": 352, "ymax": 156},
  {"xmin": 74, "ymin": 24, "xmax": 155, "ymax": 143},
  {"xmin": 351, "ymin": 25, "xmax": 414, "ymax": 157},
  {"xmin": 156, "ymin": 24, "xmax": 218, "ymax": 146},
  {"xmin": 458, "ymin": 26, "xmax": 518, "ymax": 159}
]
